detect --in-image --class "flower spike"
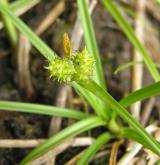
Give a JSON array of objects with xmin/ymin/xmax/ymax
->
[{"xmin": 47, "ymin": 33, "xmax": 95, "ymax": 83}]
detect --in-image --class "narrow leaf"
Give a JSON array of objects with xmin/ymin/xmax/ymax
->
[
  {"xmin": 0, "ymin": 101, "xmax": 90, "ymax": 120},
  {"xmin": 120, "ymin": 81, "xmax": 160, "ymax": 108}
]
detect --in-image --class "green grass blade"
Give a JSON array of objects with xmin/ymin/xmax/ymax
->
[
  {"xmin": 120, "ymin": 127, "xmax": 156, "ymax": 151},
  {"xmin": 101, "ymin": 0, "xmax": 160, "ymax": 81},
  {"xmin": 19, "ymin": 117, "xmax": 106, "ymax": 165},
  {"xmin": 0, "ymin": 101, "xmax": 90, "ymax": 120},
  {"xmin": 73, "ymin": 83, "xmax": 109, "ymax": 119},
  {"xmin": 115, "ymin": 2, "xmax": 136, "ymax": 18},
  {"xmin": 120, "ymin": 82, "xmax": 160, "ymax": 108},
  {"xmin": 114, "ymin": 60, "xmax": 160, "ymax": 75},
  {"xmin": 77, "ymin": 0, "xmax": 105, "ymax": 88},
  {"xmin": 10, "ymin": 0, "xmax": 40, "ymax": 12},
  {"xmin": 77, "ymin": 133, "xmax": 111, "ymax": 165},
  {"xmin": 114, "ymin": 61, "xmax": 143, "ymax": 75},
  {"xmin": 0, "ymin": 2, "xmax": 55, "ymax": 61},
  {"xmin": 77, "ymin": 0, "xmax": 111, "ymax": 119},
  {"xmin": 79, "ymin": 80, "xmax": 160, "ymax": 155},
  {"xmin": 80, "ymin": 80, "xmax": 160, "ymax": 121},
  {"xmin": 114, "ymin": 61, "xmax": 160, "ymax": 75}
]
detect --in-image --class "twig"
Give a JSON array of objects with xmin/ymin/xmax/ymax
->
[{"xmin": 130, "ymin": 0, "xmax": 146, "ymax": 120}]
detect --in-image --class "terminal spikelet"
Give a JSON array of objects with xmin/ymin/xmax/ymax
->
[
  {"xmin": 46, "ymin": 33, "xmax": 95, "ymax": 83},
  {"xmin": 47, "ymin": 48, "xmax": 94, "ymax": 82}
]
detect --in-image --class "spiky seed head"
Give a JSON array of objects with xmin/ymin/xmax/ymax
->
[
  {"xmin": 47, "ymin": 57, "xmax": 75, "ymax": 82},
  {"xmin": 73, "ymin": 48, "xmax": 95, "ymax": 81},
  {"xmin": 47, "ymin": 33, "xmax": 95, "ymax": 83}
]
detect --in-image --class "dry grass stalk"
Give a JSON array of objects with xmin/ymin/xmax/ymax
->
[
  {"xmin": 130, "ymin": 0, "xmax": 146, "ymax": 120},
  {"xmin": 30, "ymin": 137, "xmax": 94, "ymax": 165},
  {"xmin": 35, "ymin": 0, "xmax": 65, "ymax": 35},
  {"xmin": 0, "ymin": 139, "xmax": 44, "ymax": 148},
  {"xmin": 17, "ymin": 34, "xmax": 35, "ymax": 98}
]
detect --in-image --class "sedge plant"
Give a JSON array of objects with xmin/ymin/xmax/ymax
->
[{"xmin": 0, "ymin": 0, "xmax": 160, "ymax": 164}]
